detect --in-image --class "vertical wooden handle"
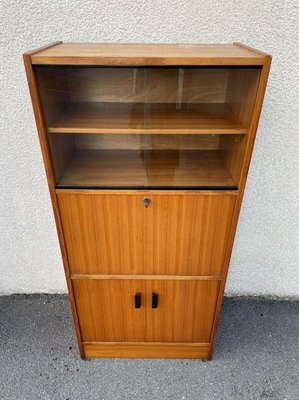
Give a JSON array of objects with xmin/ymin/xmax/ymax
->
[
  {"xmin": 134, "ymin": 293, "xmax": 141, "ymax": 308},
  {"xmin": 152, "ymin": 293, "xmax": 158, "ymax": 308}
]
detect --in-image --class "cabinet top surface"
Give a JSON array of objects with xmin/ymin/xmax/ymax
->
[{"xmin": 28, "ymin": 42, "xmax": 269, "ymax": 66}]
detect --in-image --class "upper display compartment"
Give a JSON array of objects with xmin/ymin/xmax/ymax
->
[
  {"xmin": 35, "ymin": 65, "xmax": 261, "ymax": 135},
  {"xmin": 34, "ymin": 64, "xmax": 262, "ymax": 190},
  {"xmin": 27, "ymin": 42, "xmax": 270, "ymax": 190}
]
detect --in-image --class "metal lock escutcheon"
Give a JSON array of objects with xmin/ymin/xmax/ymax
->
[{"xmin": 143, "ymin": 197, "xmax": 151, "ymax": 208}]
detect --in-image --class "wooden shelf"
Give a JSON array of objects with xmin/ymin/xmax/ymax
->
[
  {"xmin": 57, "ymin": 149, "xmax": 236, "ymax": 188},
  {"xmin": 48, "ymin": 102, "xmax": 247, "ymax": 135}
]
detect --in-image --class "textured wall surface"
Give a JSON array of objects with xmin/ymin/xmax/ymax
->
[{"xmin": 1, "ymin": 1, "xmax": 298, "ymax": 298}]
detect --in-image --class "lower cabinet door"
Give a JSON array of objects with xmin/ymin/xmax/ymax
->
[
  {"xmin": 73, "ymin": 279, "xmax": 146, "ymax": 342},
  {"xmin": 145, "ymin": 279, "xmax": 220, "ymax": 343},
  {"xmin": 73, "ymin": 279, "xmax": 220, "ymax": 344}
]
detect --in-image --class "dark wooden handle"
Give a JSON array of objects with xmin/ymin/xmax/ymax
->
[
  {"xmin": 134, "ymin": 293, "xmax": 141, "ymax": 308},
  {"xmin": 152, "ymin": 292, "xmax": 158, "ymax": 308}
]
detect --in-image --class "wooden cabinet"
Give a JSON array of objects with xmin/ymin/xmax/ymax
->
[{"xmin": 24, "ymin": 42, "xmax": 271, "ymax": 359}]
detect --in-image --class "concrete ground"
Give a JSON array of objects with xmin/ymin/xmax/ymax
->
[{"xmin": 0, "ymin": 295, "xmax": 298, "ymax": 400}]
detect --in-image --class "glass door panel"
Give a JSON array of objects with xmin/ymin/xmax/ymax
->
[
  {"xmin": 34, "ymin": 65, "xmax": 261, "ymax": 189},
  {"xmin": 48, "ymin": 133, "xmax": 237, "ymax": 189}
]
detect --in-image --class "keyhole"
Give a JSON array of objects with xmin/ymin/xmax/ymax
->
[{"xmin": 143, "ymin": 197, "xmax": 151, "ymax": 208}]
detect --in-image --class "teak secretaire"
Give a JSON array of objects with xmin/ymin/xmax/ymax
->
[{"xmin": 23, "ymin": 42, "xmax": 271, "ymax": 359}]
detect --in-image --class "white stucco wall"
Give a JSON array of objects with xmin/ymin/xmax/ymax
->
[{"xmin": 1, "ymin": 1, "xmax": 298, "ymax": 298}]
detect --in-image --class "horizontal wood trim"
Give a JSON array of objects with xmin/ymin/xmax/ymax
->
[
  {"xmin": 30, "ymin": 43, "xmax": 265, "ymax": 66},
  {"xmin": 71, "ymin": 274, "xmax": 222, "ymax": 281},
  {"xmin": 84, "ymin": 341, "xmax": 210, "ymax": 346},
  {"xmin": 233, "ymin": 42, "xmax": 271, "ymax": 58},
  {"xmin": 56, "ymin": 189, "xmax": 239, "ymax": 196},
  {"xmin": 83, "ymin": 342, "xmax": 211, "ymax": 359},
  {"xmin": 23, "ymin": 41, "xmax": 62, "ymax": 56},
  {"xmin": 32, "ymin": 57, "xmax": 265, "ymax": 66}
]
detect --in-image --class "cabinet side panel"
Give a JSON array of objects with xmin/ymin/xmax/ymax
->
[
  {"xmin": 209, "ymin": 57, "xmax": 272, "ymax": 359},
  {"xmin": 23, "ymin": 54, "xmax": 85, "ymax": 358}
]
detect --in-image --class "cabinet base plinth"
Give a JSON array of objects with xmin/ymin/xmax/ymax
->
[{"xmin": 82, "ymin": 342, "xmax": 211, "ymax": 359}]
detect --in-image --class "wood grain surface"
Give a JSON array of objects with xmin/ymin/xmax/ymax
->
[
  {"xmin": 57, "ymin": 192, "xmax": 236, "ymax": 276},
  {"xmin": 57, "ymin": 149, "xmax": 236, "ymax": 188},
  {"xmin": 73, "ymin": 278, "xmax": 219, "ymax": 342},
  {"xmin": 47, "ymin": 102, "xmax": 247, "ymax": 135},
  {"xmin": 31, "ymin": 42, "xmax": 266, "ymax": 65}
]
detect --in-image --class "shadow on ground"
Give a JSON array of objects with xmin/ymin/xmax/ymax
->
[{"xmin": 0, "ymin": 295, "xmax": 298, "ymax": 400}]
